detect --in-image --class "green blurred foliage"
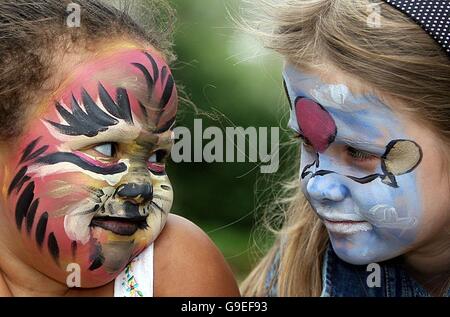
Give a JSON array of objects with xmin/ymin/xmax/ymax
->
[{"xmin": 166, "ymin": 0, "xmax": 291, "ymax": 281}]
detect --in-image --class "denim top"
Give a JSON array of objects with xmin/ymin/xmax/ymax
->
[{"xmin": 265, "ymin": 244, "xmax": 449, "ymax": 297}]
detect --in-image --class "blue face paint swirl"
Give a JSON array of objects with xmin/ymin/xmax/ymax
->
[{"xmin": 283, "ymin": 64, "xmax": 424, "ymax": 265}]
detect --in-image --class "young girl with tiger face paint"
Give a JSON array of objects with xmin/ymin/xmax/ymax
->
[
  {"xmin": 0, "ymin": 0, "xmax": 239, "ymax": 296},
  {"xmin": 5, "ymin": 44, "xmax": 176, "ymax": 287}
]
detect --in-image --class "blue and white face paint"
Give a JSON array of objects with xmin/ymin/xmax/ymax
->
[{"xmin": 283, "ymin": 64, "xmax": 424, "ymax": 265}]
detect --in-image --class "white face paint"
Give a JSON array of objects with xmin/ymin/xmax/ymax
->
[{"xmin": 283, "ymin": 64, "xmax": 424, "ymax": 264}]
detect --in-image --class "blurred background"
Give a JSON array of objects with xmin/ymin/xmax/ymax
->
[{"xmin": 165, "ymin": 0, "xmax": 293, "ymax": 282}]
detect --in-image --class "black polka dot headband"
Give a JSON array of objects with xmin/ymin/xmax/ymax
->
[{"xmin": 382, "ymin": 0, "xmax": 450, "ymax": 57}]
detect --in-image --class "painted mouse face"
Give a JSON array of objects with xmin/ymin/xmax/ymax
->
[
  {"xmin": 283, "ymin": 64, "xmax": 426, "ymax": 265},
  {"xmin": 1, "ymin": 46, "xmax": 177, "ymax": 287}
]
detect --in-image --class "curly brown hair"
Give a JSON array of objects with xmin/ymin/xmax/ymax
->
[{"xmin": 0, "ymin": 0, "xmax": 176, "ymax": 140}]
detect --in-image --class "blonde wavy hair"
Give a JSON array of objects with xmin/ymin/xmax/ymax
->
[{"xmin": 241, "ymin": 0, "xmax": 450, "ymax": 296}]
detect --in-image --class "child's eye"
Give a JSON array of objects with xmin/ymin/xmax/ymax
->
[
  {"xmin": 93, "ymin": 143, "xmax": 116, "ymax": 157},
  {"xmin": 148, "ymin": 153, "xmax": 157, "ymax": 163},
  {"xmin": 346, "ymin": 146, "xmax": 377, "ymax": 161},
  {"xmin": 148, "ymin": 149, "xmax": 168, "ymax": 163}
]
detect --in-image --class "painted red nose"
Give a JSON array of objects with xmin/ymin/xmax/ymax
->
[{"xmin": 295, "ymin": 97, "xmax": 337, "ymax": 153}]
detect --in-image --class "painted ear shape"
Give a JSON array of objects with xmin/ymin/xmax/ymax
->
[
  {"xmin": 382, "ymin": 140, "xmax": 423, "ymax": 175},
  {"xmin": 294, "ymin": 97, "xmax": 337, "ymax": 153},
  {"xmin": 380, "ymin": 140, "xmax": 423, "ymax": 187}
]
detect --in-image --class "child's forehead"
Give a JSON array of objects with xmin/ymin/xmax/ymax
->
[
  {"xmin": 283, "ymin": 63, "xmax": 394, "ymax": 116},
  {"xmin": 53, "ymin": 47, "xmax": 169, "ymax": 106},
  {"xmin": 29, "ymin": 46, "xmax": 178, "ymax": 148},
  {"xmin": 284, "ymin": 61, "xmax": 374, "ymax": 96}
]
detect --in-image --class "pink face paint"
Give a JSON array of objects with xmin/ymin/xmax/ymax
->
[
  {"xmin": 2, "ymin": 47, "xmax": 177, "ymax": 287},
  {"xmin": 295, "ymin": 97, "xmax": 337, "ymax": 153}
]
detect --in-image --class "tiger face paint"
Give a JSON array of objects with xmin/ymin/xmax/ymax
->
[
  {"xmin": 283, "ymin": 64, "xmax": 425, "ymax": 265},
  {"xmin": 1, "ymin": 46, "xmax": 177, "ymax": 287}
]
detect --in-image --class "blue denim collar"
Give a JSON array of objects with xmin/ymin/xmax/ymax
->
[{"xmin": 321, "ymin": 244, "xmax": 449, "ymax": 297}]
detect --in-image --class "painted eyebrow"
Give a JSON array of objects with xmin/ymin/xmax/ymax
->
[
  {"xmin": 37, "ymin": 152, "xmax": 127, "ymax": 175},
  {"xmin": 47, "ymin": 84, "xmax": 133, "ymax": 137}
]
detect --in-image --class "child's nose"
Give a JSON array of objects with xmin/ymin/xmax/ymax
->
[
  {"xmin": 116, "ymin": 183, "xmax": 153, "ymax": 205},
  {"xmin": 306, "ymin": 175, "xmax": 349, "ymax": 203}
]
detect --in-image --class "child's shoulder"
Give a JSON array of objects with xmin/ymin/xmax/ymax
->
[{"xmin": 153, "ymin": 214, "xmax": 240, "ymax": 296}]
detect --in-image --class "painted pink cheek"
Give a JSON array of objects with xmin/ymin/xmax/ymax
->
[{"xmin": 295, "ymin": 98, "xmax": 337, "ymax": 153}]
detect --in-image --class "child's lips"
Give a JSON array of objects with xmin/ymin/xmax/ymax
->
[
  {"xmin": 323, "ymin": 218, "xmax": 373, "ymax": 234},
  {"xmin": 90, "ymin": 215, "xmax": 148, "ymax": 236}
]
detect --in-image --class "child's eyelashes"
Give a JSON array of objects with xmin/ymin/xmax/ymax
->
[{"xmin": 345, "ymin": 146, "xmax": 378, "ymax": 162}]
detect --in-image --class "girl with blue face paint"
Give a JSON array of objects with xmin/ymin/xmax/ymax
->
[{"xmin": 242, "ymin": 0, "xmax": 450, "ymax": 297}]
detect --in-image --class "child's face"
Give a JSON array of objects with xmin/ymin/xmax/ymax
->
[
  {"xmin": 283, "ymin": 63, "xmax": 450, "ymax": 265},
  {"xmin": 0, "ymin": 45, "xmax": 177, "ymax": 286}
]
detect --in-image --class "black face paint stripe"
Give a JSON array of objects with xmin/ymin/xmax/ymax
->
[
  {"xmin": 89, "ymin": 242, "xmax": 104, "ymax": 271},
  {"xmin": 35, "ymin": 212, "xmax": 48, "ymax": 248},
  {"xmin": 132, "ymin": 62, "xmax": 155, "ymax": 100},
  {"xmin": 312, "ymin": 170, "xmax": 335, "ymax": 177},
  {"xmin": 159, "ymin": 74, "xmax": 174, "ymax": 108},
  {"xmin": 47, "ymin": 232, "xmax": 60, "ymax": 264},
  {"xmin": 144, "ymin": 51, "xmax": 159, "ymax": 83},
  {"xmin": 283, "ymin": 79, "xmax": 292, "ymax": 109},
  {"xmin": 301, "ymin": 160, "xmax": 317, "ymax": 179},
  {"xmin": 89, "ymin": 255, "xmax": 105, "ymax": 271},
  {"xmin": 154, "ymin": 116, "xmax": 175, "ymax": 134},
  {"xmin": 47, "ymin": 99, "xmax": 110, "ymax": 137},
  {"xmin": 26, "ymin": 199, "xmax": 39, "ymax": 235},
  {"xmin": 116, "ymin": 88, "xmax": 133, "ymax": 123},
  {"xmin": 98, "ymin": 83, "xmax": 121, "ymax": 118},
  {"xmin": 123, "ymin": 201, "xmax": 141, "ymax": 218},
  {"xmin": 15, "ymin": 181, "xmax": 35, "ymax": 229},
  {"xmin": 161, "ymin": 185, "xmax": 171, "ymax": 191},
  {"xmin": 151, "ymin": 201, "xmax": 164, "ymax": 213},
  {"xmin": 139, "ymin": 101, "xmax": 148, "ymax": 119},
  {"xmin": 24, "ymin": 145, "xmax": 49, "ymax": 163},
  {"xmin": 346, "ymin": 174, "xmax": 381, "ymax": 184},
  {"xmin": 37, "ymin": 152, "xmax": 127, "ymax": 175},
  {"xmin": 47, "ymin": 121, "xmax": 89, "ymax": 137},
  {"xmin": 70, "ymin": 94, "xmax": 97, "ymax": 126},
  {"xmin": 381, "ymin": 173, "xmax": 399, "ymax": 188},
  {"xmin": 8, "ymin": 166, "xmax": 28, "ymax": 195},
  {"xmin": 20, "ymin": 137, "xmax": 41, "ymax": 163},
  {"xmin": 81, "ymin": 88, "xmax": 119, "ymax": 127},
  {"xmin": 161, "ymin": 66, "xmax": 168, "ymax": 82},
  {"xmin": 57, "ymin": 100, "xmax": 96, "ymax": 132},
  {"xmin": 98, "ymin": 83, "xmax": 133, "ymax": 124}
]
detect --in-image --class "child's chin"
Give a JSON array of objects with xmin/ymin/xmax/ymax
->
[
  {"xmin": 329, "ymin": 231, "xmax": 403, "ymax": 265},
  {"xmin": 79, "ymin": 272, "xmax": 118, "ymax": 288}
]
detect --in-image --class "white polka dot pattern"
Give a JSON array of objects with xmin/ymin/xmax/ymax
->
[{"xmin": 383, "ymin": 0, "xmax": 450, "ymax": 56}]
